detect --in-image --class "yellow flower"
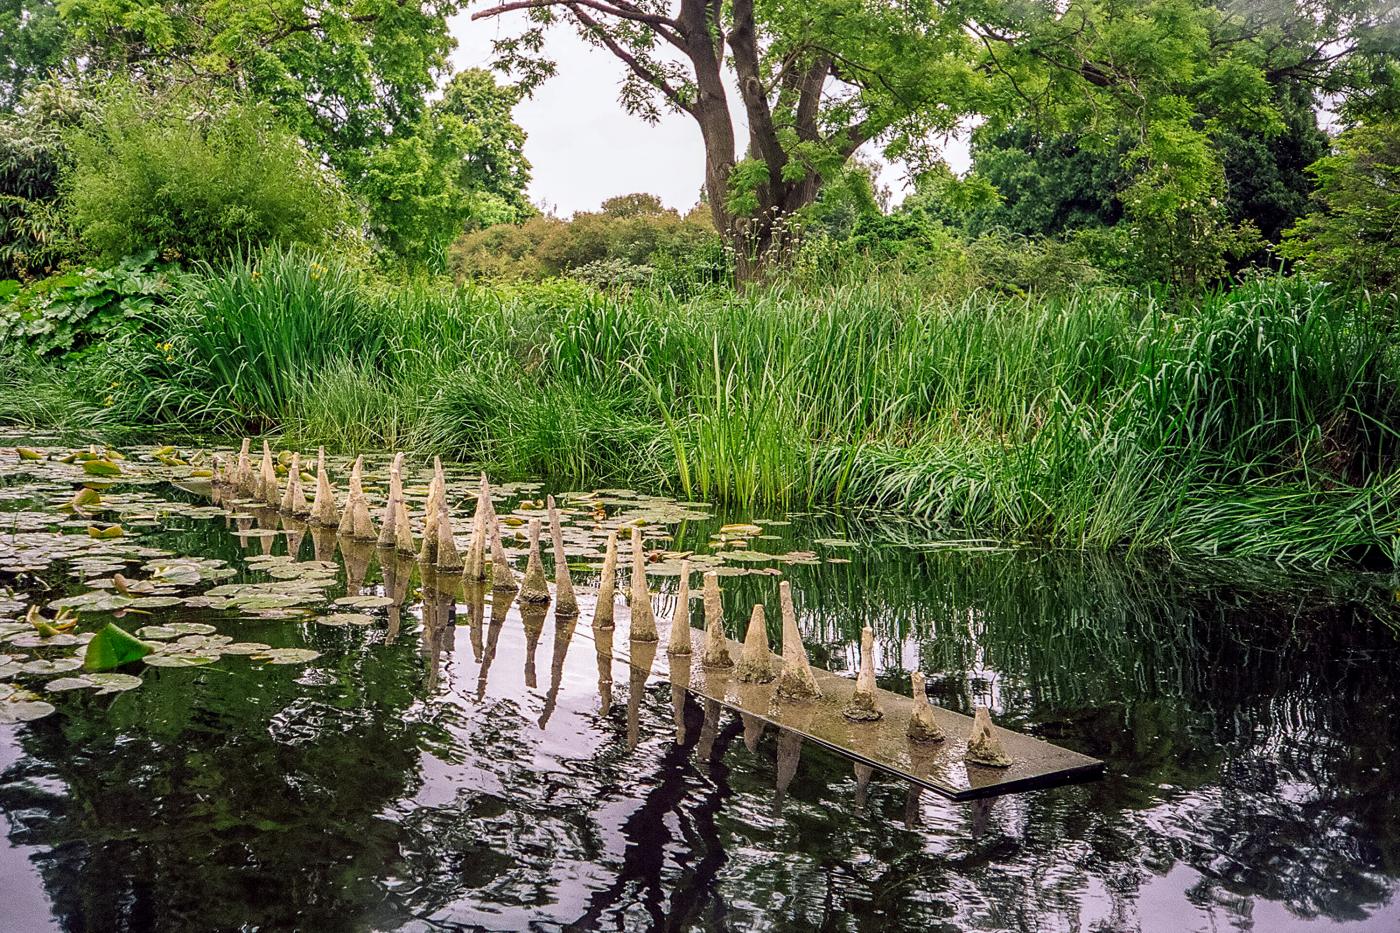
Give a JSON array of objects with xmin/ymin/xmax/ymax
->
[{"xmin": 103, "ymin": 396, "xmax": 114, "ymax": 407}]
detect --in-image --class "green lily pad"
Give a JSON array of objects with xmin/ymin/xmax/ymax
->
[
  {"xmin": 255, "ymin": 648, "xmax": 320, "ymax": 665},
  {"xmin": 144, "ymin": 654, "xmax": 217, "ymax": 668},
  {"xmin": 21, "ymin": 658, "xmax": 83, "ymax": 675},
  {"xmin": 333, "ymin": 595, "xmax": 393, "ymax": 608},
  {"xmin": 83, "ymin": 623, "xmax": 155, "ymax": 671}
]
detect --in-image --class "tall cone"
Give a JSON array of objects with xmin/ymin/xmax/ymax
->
[
  {"xmin": 463, "ymin": 475, "xmax": 490, "ymax": 582},
  {"xmin": 907, "ymin": 671, "xmax": 945, "ymax": 743},
  {"xmin": 280, "ymin": 452, "xmax": 309, "ymax": 515},
  {"xmin": 734, "ymin": 603, "xmax": 777, "ymax": 683},
  {"xmin": 518, "ymin": 519, "xmax": 551, "ymax": 604},
  {"xmin": 232, "ymin": 438, "xmax": 253, "ymax": 496},
  {"xmin": 257, "ymin": 440, "xmax": 278, "ymax": 508},
  {"xmin": 775, "ymin": 581, "xmax": 820, "ymax": 700},
  {"xmin": 545, "ymin": 495, "xmax": 578, "ymax": 616},
  {"xmin": 628, "ymin": 527, "xmax": 657, "ymax": 641},
  {"xmin": 700, "ymin": 572, "xmax": 732, "ymax": 668},
  {"xmin": 434, "ymin": 499, "xmax": 463, "ymax": 571},
  {"xmin": 593, "ymin": 531, "xmax": 618, "ymax": 628},
  {"xmin": 418, "ymin": 460, "xmax": 444, "ymax": 566},
  {"xmin": 488, "ymin": 510, "xmax": 516, "ymax": 591},
  {"xmin": 665, "ymin": 560, "xmax": 693, "ymax": 656},
  {"xmin": 337, "ymin": 456, "xmax": 377, "ymax": 540},
  {"xmin": 965, "ymin": 706, "xmax": 1012, "ymax": 767},
  {"xmin": 841, "ymin": 626, "xmax": 882, "ymax": 721},
  {"xmin": 377, "ymin": 453, "xmax": 415, "ymax": 554},
  {"xmin": 308, "ymin": 448, "xmax": 340, "ymax": 526}
]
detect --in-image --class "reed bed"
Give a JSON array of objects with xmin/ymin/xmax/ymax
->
[{"xmin": 6, "ymin": 248, "xmax": 1398, "ymax": 564}]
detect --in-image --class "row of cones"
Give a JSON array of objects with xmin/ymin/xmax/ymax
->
[{"xmin": 211, "ymin": 439, "xmax": 1013, "ymax": 768}]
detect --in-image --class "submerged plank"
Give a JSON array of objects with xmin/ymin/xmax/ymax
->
[{"xmin": 600, "ymin": 610, "xmax": 1104, "ymax": 801}]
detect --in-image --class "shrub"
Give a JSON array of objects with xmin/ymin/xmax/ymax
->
[
  {"xmin": 64, "ymin": 85, "xmax": 353, "ymax": 265},
  {"xmin": 1282, "ymin": 120, "xmax": 1400, "ymax": 294}
]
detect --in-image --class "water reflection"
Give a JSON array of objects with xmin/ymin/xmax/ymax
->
[{"xmin": 0, "ymin": 494, "xmax": 1398, "ymax": 931}]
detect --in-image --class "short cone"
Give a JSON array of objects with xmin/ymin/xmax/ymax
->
[
  {"xmin": 547, "ymin": 495, "xmax": 578, "ymax": 616},
  {"xmin": 258, "ymin": 440, "xmax": 278, "ymax": 508},
  {"xmin": 464, "ymin": 475, "xmax": 491, "ymax": 582},
  {"xmin": 734, "ymin": 603, "xmax": 777, "ymax": 684},
  {"xmin": 965, "ymin": 706, "xmax": 1012, "ymax": 768},
  {"xmin": 775, "ymin": 581, "xmax": 820, "ymax": 700},
  {"xmin": 665, "ymin": 560, "xmax": 693, "ymax": 656},
  {"xmin": 628, "ymin": 526, "xmax": 657, "ymax": 641},
  {"xmin": 700, "ymin": 572, "xmax": 732, "ymax": 668},
  {"xmin": 309, "ymin": 448, "xmax": 340, "ymax": 526},
  {"xmin": 488, "ymin": 515, "xmax": 516, "ymax": 593},
  {"xmin": 233, "ymin": 438, "xmax": 253, "ymax": 496},
  {"xmin": 593, "ymin": 531, "xmax": 618, "ymax": 628},
  {"xmin": 518, "ymin": 519, "xmax": 551, "ymax": 604},
  {"xmin": 906, "ymin": 671, "xmax": 945, "ymax": 743},
  {"xmin": 435, "ymin": 499, "xmax": 463, "ymax": 571},
  {"xmin": 841, "ymin": 626, "xmax": 882, "ymax": 722}
]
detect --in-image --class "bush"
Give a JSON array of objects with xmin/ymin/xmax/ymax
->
[
  {"xmin": 1282, "ymin": 120, "xmax": 1400, "ymax": 294},
  {"xmin": 64, "ymin": 85, "xmax": 353, "ymax": 265},
  {"xmin": 0, "ymin": 251, "xmax": 186, "ymax": 355}
]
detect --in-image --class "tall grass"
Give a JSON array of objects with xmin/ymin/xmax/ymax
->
[{"xmin": 10, "ymin": 247, "xmax": 1399, "ymax": 565}]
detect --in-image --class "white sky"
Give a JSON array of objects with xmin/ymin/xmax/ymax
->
[{"xmin": 448, "ymin": 13, "xmax": 970, "ymax": 217}]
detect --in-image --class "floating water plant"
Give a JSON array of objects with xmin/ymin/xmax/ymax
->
[
  {"xmin": 841, "ymin": 627, "xmax": 882, "ymax": 722},
  {"xmin": 83, "ymin": 623, "xmax": 154, "ymax": 670},
  {"xmin": 734, "ymin": 604, "xmax": 776, "ymax": 684},
  {"xmin": 965, "ymin": 706, "xmax": 1012, "ymax": 768}
]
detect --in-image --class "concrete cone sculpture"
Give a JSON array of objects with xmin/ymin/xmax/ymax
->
[
  {"xmin": 907, "ymin": 671, "xmax": 945, "ymax": 743},
  {"xmin": 280, "ymin": 452, "xmax": 309, "ymax": 516},
  {"xmin": 308, "ymin": 448, "xmax": 340, "ymax": 527},
  {"xmin": 376, "ymin": 453, "xmax": 415, "ymax": 554},
  {"xmin": 547, "ymin": 495, "xmax": 578, "ymax": 617},
  {"xmin": 464, "ymin": 476, "xmax": 491, "ymax": 583},
  {"xmin": 488, "ymin": 506, "xmax": 516, "ymax": 592},
  {"xmin": 775, "ymin": 581, "xmax": 820, "ymax": 701},
  {"xmin": 700, "ymin": 572, "xmax": 732, "ymax": 668},
  {"xmin": 965, "ymin": 706, "xmax": 1013, "ymax": 768},
  {"xmin": 519, "ymin": 519, "xmax": 551, "ymax": 605},
  {"xmin": 734, "ymin": 603, "xmax": 777, "ymax": 684},
  {"xmin": 434, "ymin": 498, "xmax": 463, "ymax": 572},
  {"xmin": 337, "ymin": 456, "xmax": 377, "ymax": 540},
  {"xmin": 232, "ymin": 438, "xmax": 253, "ymax": 497},
  {"xmin": 418, "ymin": 458, "xmax": 446, "ymax": 566},
  {"xmin": 841, "ymin": 626, "xmax": 883, "ymax": 722},
  {"xmin": 665, "ymin": 560, "xmax": 693, "ymax": 657},
  {"xmin": 628, "ymin": 526, "xmax": 657, "ymax": 641},
  {"xmin": 257, "ymin": 440, "xmax": 279, "ymax": 508},
  {"xmin": 593, "ymin": 531, "xmax": 618, "ymax": 628}
]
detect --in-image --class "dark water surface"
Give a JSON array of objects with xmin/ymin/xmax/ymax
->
[{"xmin": 2, "ymin": 448, "xmax": 1400, "ymax": 932}]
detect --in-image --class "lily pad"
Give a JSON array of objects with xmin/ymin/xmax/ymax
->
[
  {"xmin": 144, "ymin": 654, "xmax": 217, "ymax": 668},
  {"xmin": 21, "ymin": 658, "xmax": 83, "ymax": 675},
  {"xmin": 254, "ymin": 648, "xmax": 320, "ymax": 665},
  {"xmin": 84, "ymin": 623, "xmax": 154, "ymax": 671}
]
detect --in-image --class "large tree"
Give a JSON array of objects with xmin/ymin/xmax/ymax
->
[{"xmin": 475, "ymin": 0, "xmax": 983, "ymax": 280}]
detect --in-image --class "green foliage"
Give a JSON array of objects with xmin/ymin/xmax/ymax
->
[
  {"xmin": 64, "ymin": 85, "xmax": 352, "ymax": 265},
  {"xmin": 0, "ymin": 79, "xmax": 93, "ymax": 278},
  {"xmin": 1282, "ymin": 120, "xmax": 1400, "ymax": 293},
  {"xmin": 0, "ymin": 251, "xmax": 184, "ymax": 354},
  {"xmin": 83, "ymin": 623, "xmax": 153, "ymax": 670},
  {"xmin": 449, "ymin": 196, "xmax": 723, "ymax": 289},
  {"xmin": 0, "ymin": 0, "xmax": 67, "ymax": 112},
  {"xmin": 360, "ymin": 69, "xmax": 532, "ymax": 269}
]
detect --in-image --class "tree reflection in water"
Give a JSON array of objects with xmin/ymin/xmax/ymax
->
[{"xmin": 1, "ymin": 507, "xmax": 1398, "ymax": 931}]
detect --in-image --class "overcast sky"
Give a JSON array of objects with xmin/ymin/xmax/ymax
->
[{"xmin": 448, "ymin": 13, "xmax": 971, "ymax": 217}]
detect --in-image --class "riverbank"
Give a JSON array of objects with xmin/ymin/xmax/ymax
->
[{"xmin": 4, "ymin": 249, "xmax": 1398, "ymax": 565}]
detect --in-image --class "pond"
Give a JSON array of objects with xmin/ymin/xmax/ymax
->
[{"xmin": 1, "ymin": 441, "xmax": 1399, "ymax": 932}]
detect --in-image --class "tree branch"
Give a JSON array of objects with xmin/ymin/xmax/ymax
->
[{"xmin": 566, "ymin": 4, "xmax": 694, "ymax": 114}]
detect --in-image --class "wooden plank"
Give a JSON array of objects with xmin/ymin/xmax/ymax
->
[{"xmin": 593, "ymin": 610, "xmax": 1104, "ymax": 801}]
